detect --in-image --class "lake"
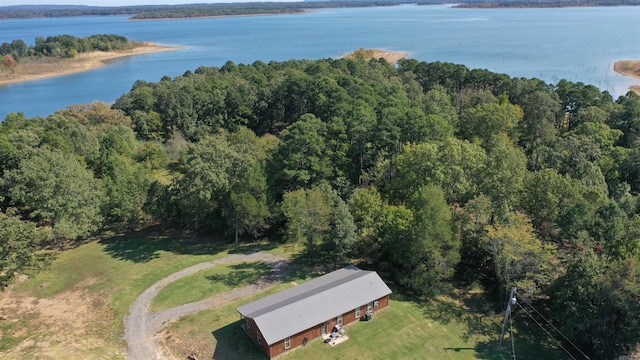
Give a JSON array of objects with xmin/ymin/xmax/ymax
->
[{"xmin": 1, "ymin": 4, "xmax": 639, "ymax": 119}]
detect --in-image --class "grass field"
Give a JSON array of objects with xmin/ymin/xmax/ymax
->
[
  {"xmin": 151, "ymin": 261, "xmax": 273, "ymax": 311},
  {"xmin": 162, "ymin": 286, "xmax": 569, "ymax": 360},
  {"xmin": 0, "ymin": 228, "xmax": 285, "ymax": 359},
  {"xmin": 0, "ymin": 228, "xmax": 568, "ymax": 359}
]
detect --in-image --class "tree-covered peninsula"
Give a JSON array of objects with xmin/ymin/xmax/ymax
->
[
  {"xmin": 0, "ymin": 34, "xmax": 179, "ymax": 85},
  {"xmin": 2, "ymin": 56, "xmax": 640, "ymax": 358},
  {"xmin": 1, "ymin": 34, "xmax": 135, "ymax": 60}
]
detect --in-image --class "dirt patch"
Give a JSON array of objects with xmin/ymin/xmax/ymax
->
[
  {"xmin": 160, "ymin": 327, "xmax": 212, "ymax": 360},
  {"xmin": 0, "ymin": 282, "xmax": 121, "ymax": 359}
]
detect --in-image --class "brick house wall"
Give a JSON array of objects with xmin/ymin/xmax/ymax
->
[{"xmin": 262, "ymin": 294, "xmax": 390, "ymax": 358}]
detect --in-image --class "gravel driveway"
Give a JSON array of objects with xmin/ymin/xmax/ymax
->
[{"xmin": 124, "ymin": 252, "xmax": 288, "ymax": 360}]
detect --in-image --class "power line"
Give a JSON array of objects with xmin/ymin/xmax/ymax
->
[
  {"xmin": 516, "ymin": 301, "xmax": 577, "ymax": 360},
  {"xmin": 514, "ymin": 290, "xmax": 590, "ymax": 360}
]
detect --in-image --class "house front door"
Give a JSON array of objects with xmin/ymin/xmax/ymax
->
[{"xmin": 322, "ymin": 322, "xmax": 327, "ymax": 335}]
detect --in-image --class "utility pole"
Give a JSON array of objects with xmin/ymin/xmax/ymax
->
[{"xmin": 499, "ymin": 287, "xmax": 517, "ymax": 347}]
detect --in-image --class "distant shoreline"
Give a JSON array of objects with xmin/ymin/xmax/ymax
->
[
  {"xmin": 0, "ymin": 44, "xmax": 182, "ymax": 87},
  {"xmin": 128, "ymin": 11, "xmax": 298, "ymax": 21},
  {"xmin": 613, "ymin": 60, "xmax": 640, "ymax": 95}
]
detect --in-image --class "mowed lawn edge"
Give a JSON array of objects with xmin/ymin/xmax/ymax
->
[
  {"xmin": 151, "ymin": 261, "xmax": 273, "ymax": 312},
  {"xmin": 164, "ymin": 296, "xmax": 492, "ymax": 360},
  {"xmin": 2, "ymin": 231, "xmax": 286, "ymax": 359},
  {"xmin": 2, "ymin": 232, "xmax": 568, "ymax": 360},
  {"xmin": 162, "ymin": 283, "xmax": 570, "ymax": 360}
]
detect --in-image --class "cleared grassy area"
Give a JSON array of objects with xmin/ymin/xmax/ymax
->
[
  {"xmin": 1, "ymin": 229, "xmax": 568, "ymax": 360},
  {"xmin": 283, "ymin": 299, "xmax": 481, "ymax": 360},
  {"xmin": 151, "ymin": 261, "xmax": 273, "ymax": 311},
  {"xmin": 20, "ymin": 232, "xmax": 229, "ymax": 319},
  {"xmin": 163, "ymin": 284, "xmax": 570, "ymax": 360},
  {"xmin": 1, "ymin": 229, "xmax": 288, "ymax": 359},
  {"xmin": 162, "ymin": 284, "xmax": 292, "ymax": 359}
]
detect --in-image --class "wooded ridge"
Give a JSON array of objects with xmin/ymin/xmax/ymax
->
[{"xmin": 2, "ymin": 0, "xmax": 637, "ymax": 20}]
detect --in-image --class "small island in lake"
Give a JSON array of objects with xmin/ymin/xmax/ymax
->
[
  {"xmin": 613, "ymin": 60, "xmax": 640, "ymax": 95},
  {"xmin": 1, "ymin": 34, "xmax": 181, "ymax": 86},
  {"xmin": 343, "ymin": 48, "xmax": 409, "ymax": 63}
]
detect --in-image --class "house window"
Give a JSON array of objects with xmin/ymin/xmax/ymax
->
[
  {"xmin": 246, "ymin": 319, "xmax": 251, "ymax": 334},
  {"xmin": 285, "ymin": 336, "xmax": 291, "ymax": 349},
  {"xmin": 368, "ymin": 302, "xmax": 374, "ymax": 312},
  {"xmin": 257, "ymin": 331, "xmax": 262, "ymax": 344},
  {"xmin": 355, "ymin": 306, "xmax": 361, "ymax": 318},
  {"xmin": 337, "ymin": 314, "xmax": 343, "ymax": 325}
]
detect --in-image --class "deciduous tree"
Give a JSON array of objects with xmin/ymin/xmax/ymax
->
[
  {"xmin": 281, "ymin": 186, "xmax": 332, "ymax": 263},
  {"xmin": 2, "ymin": 147, "xmax": 104, "ymax": 240},
  {"xmin": 485, "ymin": 212, "xmax": 558, "ymax": 298},
  {"xmin": 0, "ymin": 212, "xmax": 49, "ymax": 289}
]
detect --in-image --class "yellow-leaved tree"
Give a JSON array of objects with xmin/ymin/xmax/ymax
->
[{"xmin": 485, "ymin": 212, "xmax": 558, "ymax": 299}]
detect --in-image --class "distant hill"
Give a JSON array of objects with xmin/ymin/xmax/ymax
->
[
  {"xmin": 0, "ymin": 1, "xmax": 434, "ymax": 20},
  {"xmin": 1, "ymin": 0, "xmax": 638, "ymax": 20},
  {"xmin": 0, "ymin": 5, "xmax": 92, "ymax": 10}
]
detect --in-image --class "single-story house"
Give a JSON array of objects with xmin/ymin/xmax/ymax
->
[{"xmin": 236, "ymin": 265, "xmax": 392, "ymax": 358}]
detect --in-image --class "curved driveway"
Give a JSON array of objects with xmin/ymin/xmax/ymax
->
[{"xmin": 124, "ymin": 252, "xmax": 287, "ymax": 360}]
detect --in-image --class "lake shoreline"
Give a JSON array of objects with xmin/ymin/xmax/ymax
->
[
  {"xmin": 613, "ymin": 60, "xmax": 640, "ymax": 95},
  {"xmin": 0, "ymin": 43, "xmax": 183, "ymax": 87},
  {"xmin": 128, "ymin": 11, "xmax": 304, "ymax": 21}
]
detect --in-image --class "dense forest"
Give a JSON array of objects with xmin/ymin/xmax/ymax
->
[
  {"xmin": 2, "ymin": 57, "xmax": 640, "ymax": 358},
  {"xmin": 2, "ymin": 0, "xmax": 637, "ymax": 20},
  {"xmin": 1, "ymin": 34, "xmax": 134, "ymax": 63}
]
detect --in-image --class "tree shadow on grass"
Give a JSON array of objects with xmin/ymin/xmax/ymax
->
[
  {"xmin": 416, "ymin": 288, "xmax": 572, "ymax": 360},
  {"xmin": 211, "ymin": 320, "xmax": 268, "ymax": 360},
  {"xmin": 99, "ymin": 225, "xmax": 280, "ymax": 263},
  {"xmin": 474, "ymin": 312, "xmax": 574, "ymax": 360},
  {"xmin": 225, "ymin": 240, "xmax": 281, "ymax": 255},
  {"xmin": 206, "ymin": 262, "xmax": 272, "ymax": 287},
  {"xmin": 419, "ymin": 289, "xmax": 499, "ymax": 343},
  {"xmin": 99, "ymin": 227, "xmax": 226, "ymax": 263}
]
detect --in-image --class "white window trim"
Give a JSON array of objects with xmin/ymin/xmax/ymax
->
[
  {"xmin": 337, "ymin": 314, "xmax": 343, "ymax": 325},
  {"xmin": 284, "ymin": 336, "xmax": 291, "ymax": 349},
  {"xmin": 368, "ymin": 302, "xmax": 374, "ymax": 312},
  {"xmin": 355, "ymin": 306, "xmax": 361, "ymax": 318}
]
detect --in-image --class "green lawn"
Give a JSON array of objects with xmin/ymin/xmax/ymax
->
[
  {"xmin": 17, "ymin": 233, "xmax": 230, "ymax": 344},
  {"xmin": 151, "ymin": 261, "xmax": 273, "ymax": 311},
  {"xmin": 163, "ymin": 285, "xmax": 291, "ymax": 360},
  {"xmin": 2, "ymin": 229, "xmax": 287, "ymax": 359},
  {"xmin": 282, "ymin": 299, "xmax": 483, "ymax": 360},
  {"xmin": 164, "ymin": 286, "xmax": 570, "ymax": 360},
  {"xmin": 2, "ymin": 229, "xmax": 569, "ymax": 360}
]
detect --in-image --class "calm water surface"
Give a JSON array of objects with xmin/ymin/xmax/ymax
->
[{"xmin": 1, "ymin": 5, "xmax": 639, "ymax": 119}]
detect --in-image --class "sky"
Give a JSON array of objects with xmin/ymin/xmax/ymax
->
[{"xmin": 1, "ymin": 1, "xmax": 291, "ymax": 6}]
